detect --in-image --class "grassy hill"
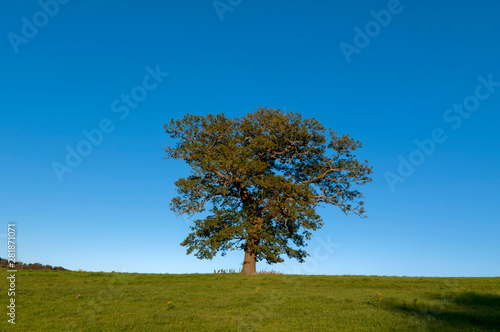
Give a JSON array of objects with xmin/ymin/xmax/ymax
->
[{"xmin": 1, "ymin": 269, "xmax": 498, "ymax": 331}]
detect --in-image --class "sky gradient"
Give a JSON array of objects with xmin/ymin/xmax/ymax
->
[{"xmin": 1, "ymin": 0, "xmax": 499, "ymax": 276}]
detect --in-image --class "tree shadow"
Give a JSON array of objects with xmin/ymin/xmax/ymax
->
[{"xmin": 383, "ymin": 292, "xmax": 500, "ymax": 331}]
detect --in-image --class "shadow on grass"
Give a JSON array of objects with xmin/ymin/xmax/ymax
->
[{"xmin": 383, "ymin": 292, "xmax": 500, "ymax": 331}]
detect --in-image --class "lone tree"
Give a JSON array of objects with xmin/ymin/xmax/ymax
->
[{"xmin": 165, "ymin": 107, "xmax": 372, "ymax": 275}]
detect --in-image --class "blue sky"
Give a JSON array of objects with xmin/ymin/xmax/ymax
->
[{"xmin": 1, "ymin": 0, "xmax": 499, "ymax": 276}]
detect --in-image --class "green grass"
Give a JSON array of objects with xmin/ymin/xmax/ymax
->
[{"xmin": 1, "ymin": 270, "xmax": 499, "ymax": 331}]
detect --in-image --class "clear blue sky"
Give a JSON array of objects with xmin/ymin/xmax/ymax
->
[{"xmin": 1, "ymin": 0, "xmax": 499, "ymax": 276}]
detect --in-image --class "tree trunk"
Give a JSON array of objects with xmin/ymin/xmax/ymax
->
[
  {"xmin": 240, "ymin": 250, "xmax": 258, "ymax": 275},
  {"xmin": 240, "ymin": 215, "xmax": 262, "ymax": 275}
]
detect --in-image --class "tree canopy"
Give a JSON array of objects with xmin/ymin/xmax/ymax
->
[{"xmin": 164, "ymin": 107, "xmax": 372, "ymax": 274}]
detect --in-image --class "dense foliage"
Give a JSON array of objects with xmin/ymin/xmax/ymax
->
[
  {"xmin": 165, "ymin": 107, "xmax": 372, "ymax": 273},
  {"xmin": 0, "ymin": 257, "xmax": 67, "ymax": 270}
]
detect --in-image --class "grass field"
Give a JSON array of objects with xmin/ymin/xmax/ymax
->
[{"xmin": 1, "ymin": 269, "xmax": 499, "ymax": 331}]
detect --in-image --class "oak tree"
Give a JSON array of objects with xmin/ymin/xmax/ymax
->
[{"xmin": 164, "ymin": 107, "xmax": 372, "ymax": 275}]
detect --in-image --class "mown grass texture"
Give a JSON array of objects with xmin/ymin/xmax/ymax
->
[{"xmin": 1, "ymin": 270, "xmax": 499, "ymax": 331}]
